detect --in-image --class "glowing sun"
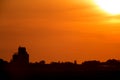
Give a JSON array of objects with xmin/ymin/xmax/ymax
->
[{"xmin": 94, "ymin": 0, "xmax": 120, "ymax": 15}]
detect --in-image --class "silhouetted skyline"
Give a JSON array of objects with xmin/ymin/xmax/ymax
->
[
  {"xmin": 1, "ymin": 47, "xmax": 120, "ymax": 65},
  {"xmin": 1, "ymin": 47, "xmax": 120, "ymax": 80},
  {"xmin": 1, "ymin": 1, "xmax": 120, "ymax": 79}
]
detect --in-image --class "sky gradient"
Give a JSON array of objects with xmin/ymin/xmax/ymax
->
[{"xmin": 1, "ymin": 0, "xmax": 120, "ymax": 63}]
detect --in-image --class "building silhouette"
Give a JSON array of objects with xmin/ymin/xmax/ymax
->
[
  {"xmin": 1, "ymin": 47, "xmax": 120, "ymax": 80},
  {"xmin": 11, "ymin": 47, "xmax": 29, "ymax": 64}
]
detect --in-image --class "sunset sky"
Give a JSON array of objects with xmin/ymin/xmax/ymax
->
[{"xmin": 1, "ymin": 0, "xmax": 120, "ymax": 63}]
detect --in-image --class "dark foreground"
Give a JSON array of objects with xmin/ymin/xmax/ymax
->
[
  {"xmin": 1, "ymin": 47, "xmax": 120, "ymax": 80},
  {"xmin": 1, "ymin": 63, "xmax": 120, "ymax": 80}
]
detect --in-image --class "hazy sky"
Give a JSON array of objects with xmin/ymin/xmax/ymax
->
[{"xmin": 1, "ymin": 0, "xmax": 120, "ymax": 63}]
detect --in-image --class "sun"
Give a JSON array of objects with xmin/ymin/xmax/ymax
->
[{"xmin": 94, "ymin": 0, "xmax": 120, "ymax": 15}]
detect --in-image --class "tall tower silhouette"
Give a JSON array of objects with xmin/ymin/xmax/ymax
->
[{"xmin": 11, "ymin": 47, "xmax": 29, "ymax": 64}]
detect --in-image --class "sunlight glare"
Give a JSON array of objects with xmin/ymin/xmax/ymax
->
[{"xmin": 94, "ymin": 0, "xmax": 120, "ymax": 15}]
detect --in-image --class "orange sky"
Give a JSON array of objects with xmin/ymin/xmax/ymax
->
[{"xmin": 1, "ymin": 0, "xmax": 120, "ymax": 63}]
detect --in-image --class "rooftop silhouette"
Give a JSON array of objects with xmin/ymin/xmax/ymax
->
[{"xmin": 0, "ymin": 47, "xmax": 120, "ymax": 80}]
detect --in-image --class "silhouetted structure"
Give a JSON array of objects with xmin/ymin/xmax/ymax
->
[
  {"xmin": 10, "ymin": 47, "xmax": 29, "ymax": 64},
  {"xmin": 74, "ymin": 60, "xmax": 77, "ymax": 65},
  {"xmin": 1, "ymin": 47, "xmax": 120, "ymax": 80}
]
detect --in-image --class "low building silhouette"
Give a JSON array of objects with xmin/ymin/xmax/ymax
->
[{"xmin": 10, "ymin": 47, "xmax": 29, "ymax": 64}]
